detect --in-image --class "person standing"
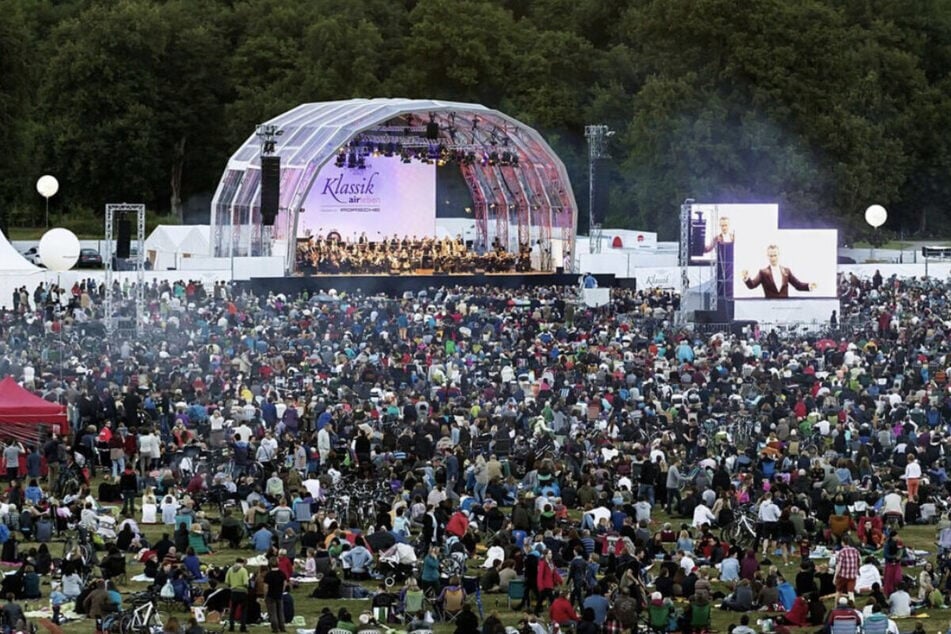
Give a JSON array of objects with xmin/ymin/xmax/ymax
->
[
  {"xmin": 666, "ymin": 456, "xmax": 684, "ymax": 514},
  {"xmin": 883, "ymin": 531, "xmax": 903, "ymax": 595},
  {"xmin": 226, "ymin": 558, "xmax": 250, "ymax": 633},
  {"xmin": 3, "ymin": 440, "xmax": 24, "ymax": 482},
  {"xmin": 536, "ymin": 550, "xmax": 562, "ymax": 615},
  {"xmin": 834, "ymin": 540, "xmax": 861, "ymax": 604},
  {"xmin": 904, "ymin": 455, "xmax": 921, "ymax": 501},
  {"xmin": 119, "ymin": 464, "xmax": 138, "ymax": 515},
  {"xmin": 518, "ymin": 546, "xmax": 540, "ymax": 612},
  {"xmin": 43, "ymin": 434, "xmax": 62, "ymax": 491},
  {"xmin": 758, "ymin": 492, "xmax": 781, "ymax": 556},
  {"xmin": 264, "ymin": 558, "xmax": 287, "ymax": 633}
]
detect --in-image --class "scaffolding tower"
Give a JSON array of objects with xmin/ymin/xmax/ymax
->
[{"xmin": 584, "ymin": 125, "xmax": 613, "ymax": 254}]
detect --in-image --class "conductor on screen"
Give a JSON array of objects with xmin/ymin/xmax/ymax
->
[
  {"xmin": 741, "ymin": 244, "xmax": 816, "ymax": 298},
  {"xmin": 704, "ymin": 215, "xmax": 734, "ymax": 252}
]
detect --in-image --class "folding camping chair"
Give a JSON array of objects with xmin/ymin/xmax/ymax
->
[
  {"xmin": 439, "ymin": 586, "xmax": 466, "ymax": 622},
  {"xmin": 401, "ymin": 588, "xmax": 426, "ymax": 624},
  {"xmin": 506, "ymin": 579, "xmax": 525, "ymax": 609},
  {"xmin": 188, "ymin": 532, "xmax": 210, "ymax": 555},
  {"xmin": 830, "ymin": 617, "xmax": 860, "ymax": 634},
  {"xmin": 688, "ymin": 602, "xmax": 711, "ymax": 633},
  {"xmin": 647, "ymin": 604, "xmax": 671, "ymax": 633},
  {"xmin": 294, "ymin": 501, "xmax": 313, "ymax": 529}
]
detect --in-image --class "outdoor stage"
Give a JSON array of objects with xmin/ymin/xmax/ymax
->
[{"xmin": 240, "ymin": 271, "xmax": 619, "ymax": 296}]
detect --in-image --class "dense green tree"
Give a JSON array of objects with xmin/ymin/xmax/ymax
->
[
  {"xmin": 1, "ymin": 0, "xmax": 950, "ymax": 241},
  {"xmin": 0, "ymin": 6, "xmax": 38, "ymax": 227}
]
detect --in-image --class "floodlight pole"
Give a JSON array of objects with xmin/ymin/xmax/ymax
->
[{"xmin": 585, "ymin": 125, "xmax": 611, "ymax": 254}]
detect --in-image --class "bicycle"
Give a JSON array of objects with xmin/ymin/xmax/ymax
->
[
  {"xmin": 113, "ymin": 592, "xmax": 167, "ymax": 634},
  {"xmin": 62, "ymin": 529, "xmax": 95, "ymax": 569},
  {"xmin": 719, "ymin": 505, "xmax": 759, "ymax": 549}
]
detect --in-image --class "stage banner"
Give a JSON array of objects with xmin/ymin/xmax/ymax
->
[{"xmin": 298, "ymin": 156, "xmax": 437, "ymax": 240}]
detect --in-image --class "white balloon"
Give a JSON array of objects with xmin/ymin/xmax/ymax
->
[
  {"xmin": 38, "ymin": 228, "xmax": 80, "ymax": 271},
  {"xmin": 864, "ymin": 204, "xmax": 887, "ymax": 228},
  {"xmin": 36, "ymin": 175, "xmax": 59, "ymax": 199}
]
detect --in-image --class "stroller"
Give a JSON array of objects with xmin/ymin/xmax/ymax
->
[
  {"xmin": 439, "ymin": 537, "xmax": 468, "ymax": 580},
  {"xmin": 377, "ymin": 543, "xmax": 417, "ymax": 585}
]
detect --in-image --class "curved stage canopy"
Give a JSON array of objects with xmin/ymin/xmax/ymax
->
[{"xmin": 211, "ymin": 98, "xmax": 578, "ymax": 272}]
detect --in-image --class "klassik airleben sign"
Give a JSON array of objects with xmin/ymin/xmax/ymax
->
[{"xmin": 299, "ymin": 156, "xmax": 436, "ymax": 239}]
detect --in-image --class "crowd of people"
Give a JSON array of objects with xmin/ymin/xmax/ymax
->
[
  {"xmin": 0, "ymin": 269, "xmax": 946, "ymax": 634},
  {"xmin": 295, "ymin": 233, "xmax": 532, "ymax": 275}
]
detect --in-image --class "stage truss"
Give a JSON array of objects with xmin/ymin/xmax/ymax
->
[{"xmin": 104, "ymin": 203, "xmax": 146, "ymax": 337}]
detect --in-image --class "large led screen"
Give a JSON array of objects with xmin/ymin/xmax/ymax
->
[
  {"xmin": 732, "ymin": 230, "xmax": 838, "ymax": 299},
  {"xmin": 298, "ymin": 156, "xmax": 437, "ymax": 239},
  {"xmin": 687, "ymin": 203, "xmax": 779, "ymax": 265}
]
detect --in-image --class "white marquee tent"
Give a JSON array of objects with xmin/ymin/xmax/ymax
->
[{"xmin": 144, "ymin": 225, "xmax": 211, "ymax": 271}]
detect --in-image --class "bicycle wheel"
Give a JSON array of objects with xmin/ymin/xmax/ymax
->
[
  {"xmin": 117, "ymin": 612, "xmax": 135, "ymax": 634},
  {"xmin": 733, "ymin": 522, "xmax": 756, "ymax": 549}
]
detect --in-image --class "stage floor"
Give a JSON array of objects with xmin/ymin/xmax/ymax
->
[{"xmin": 240, "ymin": 271, "xmax": 617, "ymax": 296}]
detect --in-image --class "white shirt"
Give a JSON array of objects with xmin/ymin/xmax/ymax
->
[
  {"xmin": 302, "ymin": 478, "xmax": 321, "ymax": 500},
  {"xmin": 856, "ymin": 563, "xmax": 882, "ymax": 591},
  {"xmin": 770, "ymin": 265, "xmax": 783, "ymax": 287},
  {"xmin": 317, "ymin": 428, "xmax": 331, "ymax": 453},
  {"xmin": 904, "ymin": 461, "xmax": 922, "ymax": 479},
  {"xmin": 679, "ymin": 554, "xmax": 696, "ymax": 576},
  {"xmin": 882, "ymin": 493, "xmax": 904, "ymax": 515},
  {"xmin": 234, "ymin": 424, "xmax": 252, "ymax": 443},
  {"xmin": 692, "ymin": 504, "xmax": 716, "ymax": 528},
  {"xmin": 261, "ymin": 436, "xmax": 278, "ymax": 455},
  {"xmin": 758, "ymin": 500, "xmax": 781, "ymax": 522}
]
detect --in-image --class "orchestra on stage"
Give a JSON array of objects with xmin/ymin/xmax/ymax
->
[{"xmin": 295, "ymin": 232, "xmax": 539, "ymax": 275}]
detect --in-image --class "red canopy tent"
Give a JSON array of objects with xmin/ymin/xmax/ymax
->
[{"xmin": 0, "ymin": 376, "xmax": 68, "ymax": 443}]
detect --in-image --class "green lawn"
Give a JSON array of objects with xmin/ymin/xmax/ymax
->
[{"xmin": 18, "ymin": 495, "xmax": 949, "ymax": 634}]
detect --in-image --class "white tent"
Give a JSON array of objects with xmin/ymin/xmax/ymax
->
[
  {"xmin": 0, "ymin": 231, "xmax": 45, "ymax": 311},
  {"xmin": 0, "ymin": 232, "xmax": 42, "ymax": 274},
  {"xmin": 144, "ymin": 225, "xmax": 211, "ymax": 271}
]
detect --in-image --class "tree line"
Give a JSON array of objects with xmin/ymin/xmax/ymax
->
[{"xmin": 1, "ymin": 0, "xmax": 950, "ymax": 241}]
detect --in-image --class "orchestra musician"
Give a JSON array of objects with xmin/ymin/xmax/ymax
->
[{"xmin": 296, "ymin": 233, "xmax": 532, "ymax": 276}]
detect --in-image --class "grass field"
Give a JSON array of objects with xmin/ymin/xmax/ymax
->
[{"xmin": 17, "ymin": 490, "xmax": 949, "ymax": 634}]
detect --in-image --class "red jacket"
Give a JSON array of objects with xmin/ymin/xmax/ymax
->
[
  {"xmin": 446, "ymin": 512, "xmax": 469, "ymax": 538},
  {"xmin": 537, "ymin": 559, "xmax": 562, "ymax": 591},
  {"xmin": 550, "ymin": 597, "xmax": 579, "ymax": 624},
  {"xmin": 783, "ymin": 596, "xmax": 809, "ymax": 626}
]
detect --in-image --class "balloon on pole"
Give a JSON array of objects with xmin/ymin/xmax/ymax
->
[
  {"xmin": 864, "ymin": 204, "xmax": 887, "ymax": 228},
  {"xmin": 36, "ymin": 175, "xmax": 59, "ymax": 228},
  {"xmin": 38, "ymin": 228, "xmax": 80, "ymax": 271}
]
